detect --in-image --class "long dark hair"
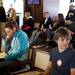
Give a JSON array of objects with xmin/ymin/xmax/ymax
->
[
  {"xmin": 58, "ymin": 13, "xmax": 65, "ymax": 27},
  {"xmin": 58, "ymin": 14, "xmax": 65, "ymax": 23}
]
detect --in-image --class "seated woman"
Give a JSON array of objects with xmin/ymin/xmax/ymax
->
[
  {"xmin": 21, "ymin": 12, "xmax": 34, "ymax": 38},
  {"xmin": 53, "ymin": 13, "xmax": 65, "ymax": 31}
]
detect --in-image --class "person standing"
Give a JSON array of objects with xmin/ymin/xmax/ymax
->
[
  {"xmin": 0, "ymin": 0, "xmax": 6, "ymax": 50},
  {"xmin": 0, "ymin": 1, "xmax": 6, "ymax": 22},
  {"xmin": 7, "ymin": 4, "xmax": 16, "ymax": 22}
]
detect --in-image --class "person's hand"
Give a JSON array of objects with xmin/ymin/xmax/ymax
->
[
  {"xmin": 6, "ymin": 36, "xmax": 11, "ymax": 41},
  {"xmin": 0, "ymin": 52, "xmax": 7, "ymax": 59}
]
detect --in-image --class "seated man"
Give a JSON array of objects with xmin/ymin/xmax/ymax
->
[
  {"xmin": 30, "ymin": 12, "xmax": 53, "ymax": 45},
  {"xmin": 45, "ymin": 27, "xmax": 75, "ymax": 75},
  {"xmin": 0, "ymin": 21, "xmax": 29, "ymax": 74}
]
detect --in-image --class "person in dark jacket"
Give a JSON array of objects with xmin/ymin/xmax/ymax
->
[
  {"xmin": 30, "ymin": 12, "xmax": 53, "ymax": 45},
  {"xmin": 66, "ymin": 4, "xmax": 75, "ymax": 23},
  {"xmin": 0, "ymin": 1, "xmax": 6, "ymax": 50},
  {"xmin": 0, "ymin": 1, "xmax": 6, "ymax": 22},
  {"xmin": 22, "ymin": 12, "xmax": 34, "ymax": 38}
]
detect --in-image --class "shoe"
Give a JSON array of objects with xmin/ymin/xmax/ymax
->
[
  {"xmin": 46, "ymin": 39, "xmax": 50, "ymax": 42},
  {"xmin": 44, "ymin": 45, "xmax": 51, "ymax": 49}
]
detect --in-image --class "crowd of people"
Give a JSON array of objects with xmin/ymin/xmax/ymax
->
[{"xmin": 0, "ymin": 1, "xmax": 75, "ymax": 75}]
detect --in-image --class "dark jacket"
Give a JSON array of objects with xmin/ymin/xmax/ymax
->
[
  {"xmin": 39, "ymin": 17, "xmax": 53, "ymax": 29},
  {"xmin": 66, "ymin": 9, "xmax": 75, "ymax": 22},
  {"xmin": 0, "ymin": 6, "xmax": 6, "ymax": 22},
  {"xmin": 23, "ymin": 17, "xmax": 34, "ymax": 30}
]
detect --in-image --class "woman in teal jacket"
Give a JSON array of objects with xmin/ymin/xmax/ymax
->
[
  {"xmin": 0, "ymin": 21, "xmax": 29, "ymax": 74},
  {"xmin": 4, "ymin": 22, "xmax": 29, "ymax": 61}
]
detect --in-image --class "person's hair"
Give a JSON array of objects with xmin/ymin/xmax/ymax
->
[
  {"xmin": 5, "ymin": 21, "xmax": 18, "ymax": 30},
  {"xmin": 53, "ymin": 27, "xmax": 71, "ymax": 41},
  {"xmin": 69, "ymin": 4, "xmax": 75, "ymax": 8},
  {"xmin": 58, "ymin": 13, "xmax": 64, "ymax": 22}
]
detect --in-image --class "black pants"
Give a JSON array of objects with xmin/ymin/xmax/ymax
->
[
  {"xmin": 0, "ymin": 60, "xmax": 12, "ymax": 75},
  {"xmin": 0, "ymin": 60, "xmax": 22, "ymax": 75}
]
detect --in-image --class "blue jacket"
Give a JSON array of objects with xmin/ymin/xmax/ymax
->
[{"xmin": 3, "ymin": 30, "xmax": 29, "ymax": 61}]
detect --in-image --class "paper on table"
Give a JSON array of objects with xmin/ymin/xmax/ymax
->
[{"xmin": 0, "ymin": 52, "xmax": 7, "ymax": 59}]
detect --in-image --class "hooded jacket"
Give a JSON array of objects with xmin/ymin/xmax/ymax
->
[{"xmin": 3, "ymin": 30, "xmax": 29, "ymax": 61}]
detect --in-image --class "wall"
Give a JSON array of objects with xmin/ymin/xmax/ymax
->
[
  {"xmin": 25, "ymin": 0, "xmax": 43, "ymax": 23},
  {"xmin": 59, "ymin": 0, "xmax": 70, "ymax": 18},
  {"xmin": 43, "ymin": 0, "xmax": 70, "ymax": 19},
  {"xmin": 43, "ymin": 0, "xmax": 59, "ymax": 20}
]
